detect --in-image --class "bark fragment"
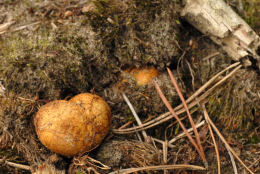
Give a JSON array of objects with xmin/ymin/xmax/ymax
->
[{"xmin": 181, "ymin": 0, "xmax": 260, "ymax": 68}]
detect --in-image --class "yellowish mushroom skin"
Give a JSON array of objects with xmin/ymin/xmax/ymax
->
[
  {"xmin": 69, "ymin": 93, "xmax": 112, "ymax": 150},
  {"xmin": 34, "ymin": 93, "xmax": 111, "ymax": 157}
]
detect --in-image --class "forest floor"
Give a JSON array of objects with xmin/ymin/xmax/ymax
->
[{"xmin": 0, "ymin": 0, "xmax": 260, "ymax": 173}]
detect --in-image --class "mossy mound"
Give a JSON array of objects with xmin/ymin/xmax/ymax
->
[
  {"xmin": 0, "ymin": 0, "xmax": 181, "ymax": 170},
  {"xmin": 0, "ymin": 93, "xmax": 51, "ymax": 166},
  {"xmin": 185, "ymin": 35, "xmax": 260, "ymax": 132},
  {"xmin": 242, "ymin": 0, "xmax": 260, "ymax": 32},
  {"xmin": 0, "ymin": 0, "xmax": 180, "ymax": 100},
  {"xmin": 208, "ymin": 69, "xmax": 259, "ymax": 130},
  {"xmin": 103, "ymin": 70, "xmax": 181, "ymax": 122}
]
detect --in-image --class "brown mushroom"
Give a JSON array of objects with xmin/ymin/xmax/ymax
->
[
  {"xmin": 125, "ymin": 67, "xmax": 159, "ymax": 86},
  {"xmin": 34, "ymin": 93, "xmax": 111, "ymax": 157},
  {"xmin": 69, "ymin": 93, "xmax": 112, "ymax": 150}
]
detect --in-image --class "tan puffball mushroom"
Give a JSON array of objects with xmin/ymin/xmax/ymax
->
[
  {"xmin": 69, "ymin": 93, "xmax": 112, "ymax": 149},
  {"xmin": 34, "ymin": 93, "xmax": 111, "ymax": 157}
]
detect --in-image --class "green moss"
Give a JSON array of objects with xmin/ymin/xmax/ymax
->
[
  {"xmin": 75, "ymin": 170, "xmax": 86, "ymax": 174},
  {"xmin": 242, "ymin": 0, "xmax": 260, "ymax": 31},
  {"xmin": 0, "ymin": 0, "xmax": 182, "ymax": 170},
  {"xmin": 0, "ymin": 25, "xmax": 101, "ymax": 99},
  {"xmin": 207, "ymin": 69, "xmax": 259, "ymax": 131},
  {"xmin": 1, "ymin": 0, "xmax": 180, "ymax": 114},
  {"xmin": 83, "ymin": 0, "xmax": 180, "ymax": 69}
]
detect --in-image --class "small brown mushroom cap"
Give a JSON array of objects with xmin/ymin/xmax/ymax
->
[
  {"xmin": 124, "ymin": 67, "xmax": 159, "ymax": 86},
  {"xmin": 34, "ymin": 94, "xmax": 111, "ymax": 157}
]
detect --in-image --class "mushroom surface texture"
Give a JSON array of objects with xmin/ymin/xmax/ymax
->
[
  {"xmin": 34, "ymin": 93, "xmax": 111, "ymax": 157},
  {"xmin": 125, "ymin": 67, "xmax": 159, "ymax": 86}
]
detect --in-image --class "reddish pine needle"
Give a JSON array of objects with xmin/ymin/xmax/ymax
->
[
  {"xmin": 153, "ymin": 81, "xmax": 205, "ymax": 163},
  {"xmin": 167, "ymin": 68, "xmax": 206, "ymax": 164}
]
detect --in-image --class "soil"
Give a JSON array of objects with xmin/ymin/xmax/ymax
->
[{"xmin": 0, "ymin": 0, "xmax": 259, "ymax": 173}]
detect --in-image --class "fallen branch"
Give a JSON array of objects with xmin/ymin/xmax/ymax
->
[{"xmin": 181, "ymin": 0, "xmax": 260, "ymax": 68}]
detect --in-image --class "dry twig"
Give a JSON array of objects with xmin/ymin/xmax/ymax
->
[
  {"xmin": 202, "ymin": 52, "xmax": 220, "ymax": 61},
  {"xmin": 0, "ymin": 21, "xmax": 15, "ymax": 34},
  {"xmin": 227, "ymin": 146, "xmax": 238, "ymax": 174},
  {"xmin": 152, "ymin": 138, "xmax": 175, "ymax": 148},
  {"xmin": 11, "ymin": 21, "xmax": 40, "ymax": 32},
  {"xmin": 248, "ymin": 157, "xmax": 260, "ymax": 169},
  {"xmin": 122, "ymin": 93, "xmax": 149, "ymax": 142},
  {"xmin": 0, "ymin": 159, "xmax": 31, "ymax": 171},
  {"xmin": 163, "ymin": 140, "xmax": 168, "ymax": 174},
  {"xmin": 169, "ymin": 120, "xmax": 205, "ymax": 145},
  {"xmin": 108, "ymin": 164, "xmax": 206, "ymax": 174},
  {"xmin": 118, "ymin": 121, "xmax": 134, "ymax": 129}
]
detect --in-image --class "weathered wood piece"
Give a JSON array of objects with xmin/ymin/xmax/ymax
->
[
  {"xmin": 0, "ymin": 81, "xmax": 5, "ymax": 97},
  {"xmin": 181, "ymin": 0, "xmax": 260, "ymax": 68}
]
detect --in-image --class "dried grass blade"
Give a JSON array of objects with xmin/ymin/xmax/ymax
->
[
  {"xmin": 202, "ymin": 105, "xmax": 254, "ymax": 174},
  {"xmin": 169, "ymin": 120, "xmax": 205, "ymax": 145},
  {"xmin": 167, "ymin": 68, "xmax": 206, "ymax": 163},
  {"xmin": 202, "ymin": 104, "xmax": 221, "ymax": 174},
  {"xmin": 227, "ymin": 147, "xmax": 238, "ymax": 174},
  {"xmin": 108, "ymin": 164, "xmax": 206, "ymax": 174},
  {"xmin": 122, "ymin": 93, "xmax": 148, "ymax": 141},
  {"xmin": 174, "ymin": 62, "xmax": 241, "ymax": 111},
  {"xmin": 153, "ymin": 81, "xmax": 205, "ymax": 162}
]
